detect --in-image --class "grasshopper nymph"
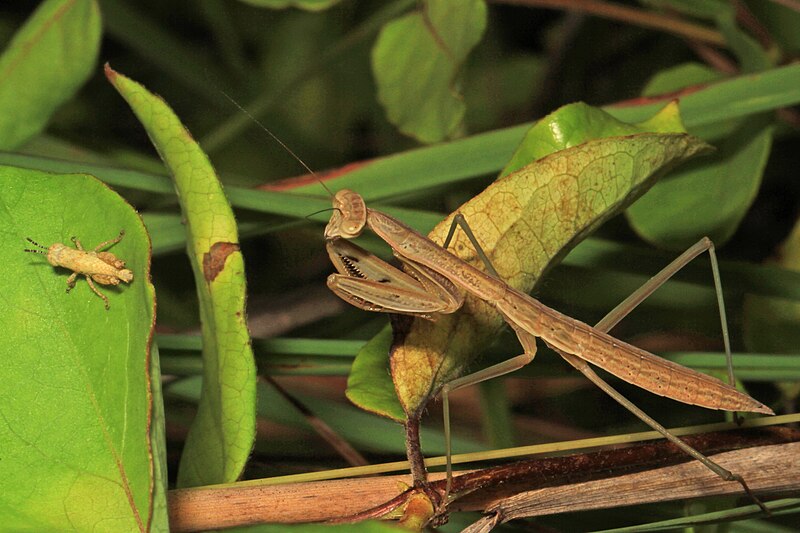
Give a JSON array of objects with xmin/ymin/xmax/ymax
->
[{"xmin": 25, "ymin": 230, "xmax": 133, "ymax": 310}]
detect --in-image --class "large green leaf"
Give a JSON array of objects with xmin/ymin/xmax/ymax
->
[
  {"xmin": 627, "ymin": 118, "xmax": 773, "ymax": 250},
  {"xmin": 0, "ymin": 167, "xmax": 157, "ymax": 530},
  {"xmin": 347, "ymin": 103, "xmax": 713, "ymax": 419},
  {"xmin": 627, "ymin": 64, "xmax": 775, "ymax": 250},
  {"xmin": 0, "ymin": 0, "xmax": 101, "ymax": 149},
  {"xmin": 346, "ymin": 328, "xmax": 405, "ymax": 421},
  {"xmin": 106, "ymin": 65, "xmax": 257, "ymax": 487},
  {"xmin": 372, "ymin": 0, "xmax": 487, "ymax": 143}
]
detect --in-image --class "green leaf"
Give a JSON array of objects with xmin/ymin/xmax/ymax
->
[
  {"xmin": 346, "ymin": 327, "xmax": 406, "ymax": 422},
  {"xmin": 106, "ymin": 65, "xmax": 257, "ymax": 487},
  {"xmin": 641, "ymin": 63, "xmax": 721, "ymax": 96},
  {"xmin": 714, "ymin": 8, "xmax": 771, "ymax": 72},
  {"xmin": 500, "ymin": 101, "xmax": 688, "ymax": 176},
  {"xmin": 347, "ymin": 103, "xmax": 713, "ymax": 418},
  {"xmin": 627, "ymin": 117, "xmax": 773, "ymax": 250},
  {"xmin": 237, "ymin": 0, "xmax": 343, "ymax": 10},
  {"xmin": 0, "ymin": 0, "xmax": 101, "ymax": 149},
  {"xmin": 0, "ymin": 167, "xmax": 155, "ymax": 530},
  {"xmin": 372, "ymin": 0, "xmax": 487, "ymax": 143},
  {"xmin": 626, "ymin": 61, "xmax": 777, "ymax": 250}
]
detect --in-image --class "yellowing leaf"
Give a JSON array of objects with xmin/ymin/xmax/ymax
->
[{"xmin": 347, "ymin": 103, "xmax": 712, "ymax": 419}]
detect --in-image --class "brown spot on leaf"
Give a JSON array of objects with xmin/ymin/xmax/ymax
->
[{"xmin": 203, "ymin": 242, "xmax": 239, "ymax": 282}]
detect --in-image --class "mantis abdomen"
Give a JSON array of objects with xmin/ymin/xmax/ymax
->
[{"xmin": 497, "ymin": 289, "xmax": 772, "ymax": 414}]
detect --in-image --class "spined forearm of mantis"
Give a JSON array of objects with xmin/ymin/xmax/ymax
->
[{"xmin": 324, "ymin": 188, "xmax": 774, "ymax": 519}]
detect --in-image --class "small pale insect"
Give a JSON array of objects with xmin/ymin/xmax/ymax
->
[{"xmin": 24, "ymin": 230, "xmax": 134, "ymax": 310}]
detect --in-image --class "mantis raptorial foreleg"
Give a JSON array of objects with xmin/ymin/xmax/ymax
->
[
  {"xmin": 438, "ymin": 218, "xmax": 762, "ymax": 507},
  {"xmin": 324, "ymin": 189, "xmax": 773, "ymax": 517},
  {"xmin": 326, "ymin": 238, "xmax": 463, "ymax": 318}
]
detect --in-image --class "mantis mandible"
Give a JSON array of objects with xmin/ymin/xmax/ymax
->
[{"xmin": 324, "ymin": 188, "xmax": 773, "ymax": 510}]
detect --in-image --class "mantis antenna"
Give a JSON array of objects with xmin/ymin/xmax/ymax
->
[{"xmin": 217, "ymin": 90, "xmax": 336, "ymax": 198}]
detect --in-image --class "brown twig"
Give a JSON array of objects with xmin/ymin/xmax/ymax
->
[
  {"xmin": 490, "ymin": 0, "xmax": 725, "ymax": 46},
  {"xmin": 462, "ymin": 440, "xmax": 799, "ymax": 529},
  {"xmin": 167, "ymin": 427, "xmax": 800, "ymax": 531}
]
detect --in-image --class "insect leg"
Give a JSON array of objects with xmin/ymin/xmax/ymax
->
[
  {"xmin": 595, "ymin": 239, "xmax": 740, "ymax": 418},
  {"xmin": 85, "ymin": 277, "xmax": 110, "ymax": 310},
  {"xmin": 439, "ymin": 218, "xmax": 764, "ymax": 510},
  {"xmin": 442, "ymin": 213, "xmax": 499, "ymax": 278},
  {"xmin": 558, "ymin": 351, "xmax": 767, "ymax": 513},
  {"xmin": 554, "ymin": 237, "xmax": 767, "ymax": 512},
  {"xmin": 65, "ymin": 273, "xmax": 78, "ymax": 291},
  {"xmin": 71, "ymin": 236, "xmax": 84, "ymax": 251},
  {"xmin": 94, "ymin": 230, "xmax": 126, "ymax": 252}
]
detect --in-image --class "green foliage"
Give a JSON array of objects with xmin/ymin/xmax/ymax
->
[
  {"xmin": 625, "ymin": 32, "xmax": 776, "ymax": 250},
  {"xmin": 372, "ymin": 0, "xmax": 487, "ymax": 142},
  {"xmin": 0, "ymin": 167, "xmax": 158, "ymax": 530},
  {"xmin": 107, "ymin": 66, "xmax": 257, "ymax": 488},
  {"xmin": 2, "ymin": 0, "xmax": 800, "ymax": 530},
  {"xmin": 0, "ymin": 0, "xmax": 100, "ymax": 149}
]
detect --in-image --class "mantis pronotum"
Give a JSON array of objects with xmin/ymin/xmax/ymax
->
[{"xmin": 324, "ymin": 188, "xmax": 773, "ymax": 513}]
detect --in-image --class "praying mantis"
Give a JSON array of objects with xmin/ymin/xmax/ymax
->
[
  {"xmin": 217, "ymin": 91, "xmax": 773, "ymax": 519},
  {"xmin": 323, "ymin": 188, "xmax": 773, "ymax": 516}
]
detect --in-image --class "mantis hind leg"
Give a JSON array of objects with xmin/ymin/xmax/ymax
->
[
  {"xmin": 594, "ymin": 237, "xmax": 738, "ymax": 414},
  {"xmin": 557, "ymin": 350, "xmax": 767, "ymax": 512},
  {"xmin": 438, "ymin": 213, "xmax": 766, "ymax": 511},
  {"xmin": 567, "ymin": 236, "xmax": 766, "ymax": 510}
]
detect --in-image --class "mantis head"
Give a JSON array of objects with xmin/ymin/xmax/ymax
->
[{"xmin": 324, "ymin": 189, "xmax": 367, "ymax": 240}]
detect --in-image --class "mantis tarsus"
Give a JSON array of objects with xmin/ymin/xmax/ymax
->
[{"xmin": 324, "ymin": 188, "xmax": 773, "ymax": 516}]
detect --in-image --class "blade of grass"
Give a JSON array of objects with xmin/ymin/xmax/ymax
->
[{"xmin": 591, "ymin": 498, "xmax": 800, "ymax": 532}]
